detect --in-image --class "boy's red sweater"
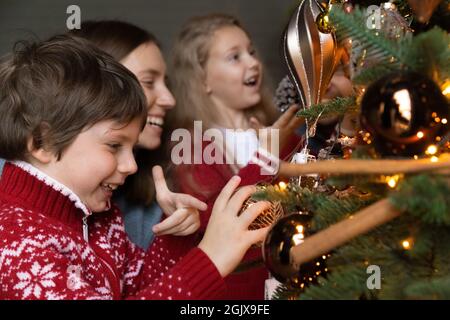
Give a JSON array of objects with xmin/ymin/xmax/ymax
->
[
  {"xmin": 152, "ymin": 134, "xmax": 302, "ymax": 300},
  {"xmin": 0, "ymin": 162, "xmax": 226, "ymax": 300}
]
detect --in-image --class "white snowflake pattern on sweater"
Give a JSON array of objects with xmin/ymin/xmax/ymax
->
[
  {"xmin": 14, "ymin": 262, "xmax": 57, "ymax": 299},
  {"xmin": 0, "ymin": 162, "xmax": 226, "ymax": 300}
]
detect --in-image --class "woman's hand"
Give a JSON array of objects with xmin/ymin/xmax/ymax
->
[
  {"xmin": 152, "ymin": 166, "xmax": 207, "ymax": 236},
  {"xmin": 198, "ymin": 176, "xmax": 271, "ymax": 277}
]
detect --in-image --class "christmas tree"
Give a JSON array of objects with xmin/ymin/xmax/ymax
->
[{"xmin": 260, "ymin": 0, "xmax": 450, "ymax": 299}]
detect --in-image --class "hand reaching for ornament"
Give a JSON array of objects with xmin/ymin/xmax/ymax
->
[
  {"xmin": 317, "ymin": 70, "xmax": 355, "ymax": 126},
  {"xmin": 250, "ymin": 104, "xmax": 305, "ymax": 157},
  {"xmin": 152, "ymin": 165, "xmax": 207, "ymax": 236},
  {"xmin": 198, "ymin": 176, "xmax": 271, "ymax": 277}
]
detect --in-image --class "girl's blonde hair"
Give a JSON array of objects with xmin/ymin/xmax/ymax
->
[{"xmin": 168, "ymin": 13, "xmax": 278, "ymax": 132}]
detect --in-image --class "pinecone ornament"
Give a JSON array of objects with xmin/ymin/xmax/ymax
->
[{"xmin": 274, "ymin": 76, "xmax": 301, "ymax": 113}]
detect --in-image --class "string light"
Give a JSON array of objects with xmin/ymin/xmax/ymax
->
[
  {"xmin": 431, "ymin": 156, "xmax": 439, "ymax": 163},
  {"xmin": 401, "ymin": 237, "xmax": 414, "ymax": 250},
  {"xmin": 384, "ymin": 175, "xmax": 401, "ymax": 189},
  {"xmin": 362, "ymin": 132, "xmax": 373, "ymax": 145},
  {"xmin": 387, "ymin": 178, "xmax": 397, "ymax": 188},
  {"xmin": 416, "ymin": 131, "xmax": 424, "ymax": 139},
  {"xmin": 442, "ymin": 80, "xmax": 450, "ymax": 98},
  {"xmin": 426, "ymin": 145, "xmax": 438, "ymax": 155},
  {"xmin": 402, "ymin": 240, "xmax": 411, "ymax": 250},
  {"xmin": 278, "ymin": 181, "xmax": 287, "ymax": 191}
]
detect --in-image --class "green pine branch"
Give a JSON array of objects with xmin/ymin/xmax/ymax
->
[
  {"xmin": 330, "ymin": 6, "xmax": 450, "ymax": 84},
  {"xmin": 326, "ymin": 175, "xmax": 390, "ymax": 195},
  {"xmin": 301, "ymin": 266, "xmax": 370, "ymax": 300},
  {"xmin": 252, "ymin": 184, "xmax": 305, "ymax": 213},
  {"xmin": 352, "ymin": 63, "xmax": 396, "ymax": 86},
  {"xmin": 307, "ymin": 191, "xmax": 377, "ymax": 230},
  {"xmin": 297, "ymin": 96, "xmax": 358, "ymax": 121},
  {"xmin": 390, "ymin": 174, "xmax": 450, "ymax": 226},
  {"xmin": 405, "ymin": 27, "xmax": 450, "ymax": 83},
  {"xmin": 433, "ymin": 229, "xmax": 450, "ymax": 277},
  {"xmin": 405, "ymin": 276, "xmax": 450, "ymax": 299},
  {"xmin": 329, "ymin": 5, "xmax": 411, "ymax": 69}
]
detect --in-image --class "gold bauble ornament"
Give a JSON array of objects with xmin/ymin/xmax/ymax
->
[
  {"xmin": 262, "ymin": 212, "xmax": 329, "ymax": 289},
  {"xmin": 284, "ymin": 0, "xmax": 341, "ymax": 109},
  {"xmin": 316, "ymin": 12, "xmax": 333, "ymax": 34},
  {"xmin": 239, "ymin": 197, "xmax": 284, "ymax": 230}
]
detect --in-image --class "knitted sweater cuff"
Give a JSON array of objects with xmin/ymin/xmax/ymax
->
[{"xmin": 177, "ymin": 247, "xmax": 226, "ymax": 299}]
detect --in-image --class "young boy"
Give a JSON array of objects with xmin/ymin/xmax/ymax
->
[{"xmin": 0, "ymin": 35, "xmax": 269, "ymax": 300}]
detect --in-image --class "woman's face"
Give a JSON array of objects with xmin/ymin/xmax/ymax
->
[
  {"xmin": 204, "ymin": 26, "xmax": 263, "ymax": 112},
  {"xmin": 121, "ymin": 42, "xmax": 175, "ymax": 150}
]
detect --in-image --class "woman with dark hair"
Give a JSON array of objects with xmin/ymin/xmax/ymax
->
[{"xmin": 72, "ymin": 20, "xmax": 205, "ymax": 249}]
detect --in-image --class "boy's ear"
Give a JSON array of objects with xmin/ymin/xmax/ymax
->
[
  {"xmin": 205, "ymin": 83, "xmax": 212, "ymax": 94},
  {"xmin": 26, "ymin": 137, "xmax": 55, "ymax": 164}
]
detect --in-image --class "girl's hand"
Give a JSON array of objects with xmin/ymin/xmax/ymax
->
[
  {"xmin": 152, "ymin": 166, "xmax": 207, "ymax": 236},
  {"xmin": 198, "ymin": 176, "xmax": 271, "ymax": 277},
  {"xmin": 250, "ymin": 104, "xmax": 304, "ymax": 156}
]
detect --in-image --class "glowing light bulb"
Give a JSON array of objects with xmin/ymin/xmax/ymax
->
[
  {"xmin": 442, "ymin": 80, "xmax": 450, "ymax": 97},
  {"xmin": 402, "ymin": 240, "xmax": 411, "ymax": 250},
  {"xmin": 426, "ymin": 145, "xmax": 438, "ymax": 155},
  {"xmin": 402, "ymin": 238, "xmax": 414, "ymax": 250},
  {"xmin": 416, "ymin": 131, "xmax": 424, "ymax": 139},
  {"xmin": 387, "ymin": 179, "xmax": 397, "ymax": 188},
  {"xmin": 278, "ymin": 181, "xmax": 287, "ymax": 191},
  {"xmin": 385, "ymin": 175, "xmax": 400, "ymax": 189}
]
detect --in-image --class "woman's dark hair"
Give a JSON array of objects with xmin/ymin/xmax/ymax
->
[
  {"xmin": 72, "ymin": 20, "xmax": 165, "ymax": 206},
  {"xmin": 71, "ymin": 20, "xmax": 160, "ymax": 61}
]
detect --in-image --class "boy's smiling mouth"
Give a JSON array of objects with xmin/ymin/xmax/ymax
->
[{"xmin": 101, "ymin": 183, "xmax": 119, "ymax": 193}]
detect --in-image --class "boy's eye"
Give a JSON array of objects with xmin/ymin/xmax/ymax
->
[
  {"xmin": 107, "ymin": 143, "xmax": 122, "ymax": 151},
  {"xmin": 228, "ymin": 53, "xmax": 240, "ymax": 61},
  {"xmin": 249, "ymin": 48, "xmax": 256, "ymax": 56}
]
